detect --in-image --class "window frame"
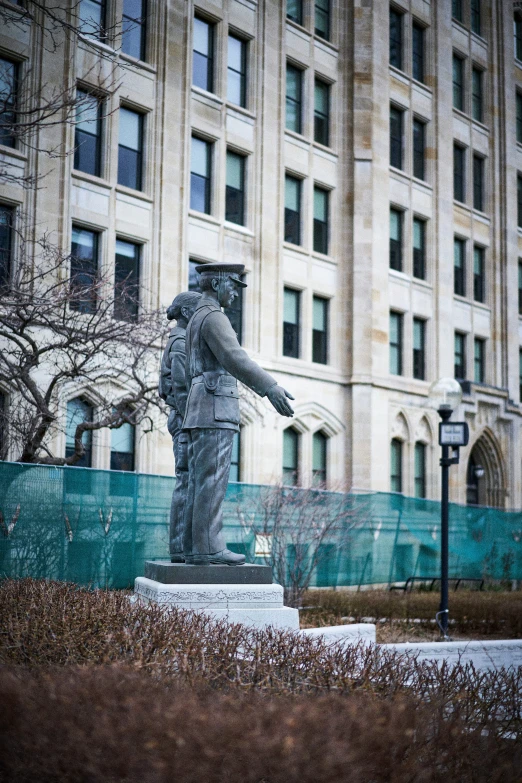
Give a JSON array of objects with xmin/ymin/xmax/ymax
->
[
  {"xmin": 389, "ymin": 207, "xmax": 403, "ymax": 272},
  {"xmin": 121, "ymin": 0, "xmax": 147, "ymax": 61},
  {"xmin": 413, "ymin": 216, "xmax": 426, "ymax": 280},
  {"xmin": 78, "ymin": 0, "xmax": 107, "ymax": 42},
  {"xmin": 283, "ymin": 286, "xmax": 301, "ymax": 359},
  {"xmin": 114, "ymin": 238, "xmax": 141, "ymax": 322},
  {"xmin": 452, "ymin": 53, "xmax": 465, "ymax": 112},
  {"xmin": 414, "ymin": 442, "xmax": 427, "ymax": 499},
  {"xmin": 70, "ymin": 225, "xmax": 100, "ymax": 314},
  {"xmin": 454, "ymin": 237, "xmax": 466, "ymax": 297},
  {"xmin": 516, "ymin": 12, "xmax": 522, "ymax": 62},
  {"xmin": 474, "ymin": 336, "xmax": 485, "ymax": 383},
  {"xmin": 518, "ymin": 260, "xmax": 522, "ymax": 315},
  {"xmin": 65, "ymin": 396, "xmax": 94, "ymax": 467},
  {"xmin": 452, "ymin": 0, "xmax": 463, "ymax": 23},
  {"xmin": 517, "ymin": 92, "xmax": 522, "ymax": 144},
  {"xmin": 117, "ymin": 106, "xmax": 144, "ymax": 191},
  {"xmin": 312, "ymin": 430, "xmax": 328, "ymax": 487},
  {"xmin": 518, "ymin": 174, "xmax": 522, "ymax": 229},
  {"xmin": 453, "ymin": 143, "xmax": 466, "ymax": 204},
  {"xmin": 74, "ymin": 88, "xmax": 103, "ymax": 178},
  {"xmin": 190, "ymin": 135, "xmax": 212, "ymax": 215},
  {"xmin": 413, "ymin": 317, "xmax": 426, "ymax": 381},
  {"xmin": 470, "ymin": 0, "xmax": 481, "ymax": 37},
  {"xmin": 313, "ymin": 185, "xmax": 329, "ymax": 255},
  {"xmin": 471, "ymin": 66, "xmax": 483, "ymax": 123},
  {"xmin": 473, "ymin": 245, "xmax": 485, "ymax": 304},
  {"xmin": 454, "ymin": 331, "xmax": 467, "ymax": 380},
  {"xmin": 192, "ymin": 15, "xmax": 215, "ymax": 93},
  {"xmin": 282, "ymin": 427, "xmax": 299, "ymax": 486},
  {"xmin": 389, "ymin": 310, "xmax": 403, "ymax": 376},
  {"xmin": 413, "ymin": 117, "xmax": 426, "ymax": 181},
  {"xmin": 412, "ymin": 20, "xmax": 425, "ymax": 84},
  {"xmin": 287, "ymin": 0, "xmax": 303, "ymax": 26},
  {"xmin": 227, "ymin": 33, "xmax": 248, "ymax": 108},
  {"xmin": 389, "ymin": 104, "xmax": 404, "ymax": 170},
  {"xmin": 314, "ymin": 77, "xmax": 330, "ymax": 147},
  {"xmin": 390, "ymin": 438, "xmax": 403, "ymax": 493},
  {"xmin": 225, "ymin": 149, "xmax": 246, "ymax": 226},
  {"xmin": 312, "ymin": 295, "xmax": 329, "ymax": 365},
  {"xmin": 284, "ymin": 174, "xmax": 302, "ymax": 246},
  {"xmin": 0, "ymin": 56, "xmax": 18, "ymax": 150},
  {"xmin": 286, "ymin": 62, "xmax": 304, "ymax": 135},
  {"xmin": 389, "ymin": 6, "xmax": 404, "ymax": 71},
  {"xmin": 314, "ymin": 0, "xmax": 330, "ymax": 41},
  {"xmin": 472, "ymin": 153, "xmax": 485, "ymax": 212},
  {"xmin": 0, "ymin": 203, "xmax": 14, "ymax": 288}
]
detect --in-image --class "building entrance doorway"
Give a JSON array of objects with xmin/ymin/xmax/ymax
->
[{"xmin": 466, "ymin": 432, "xmax": 507, "ymax": 508}]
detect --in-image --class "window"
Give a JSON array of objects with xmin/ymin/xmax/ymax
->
[
  {"xmin": 413, "ymin": 118, "xmax": 426, "ymax": 180},
  {"xmin": 389, "ymin": 311, "xmax": 403, "ymax": 375},
  {"xmin": 389, "ymin": 208, "xmax": 402, "ymax": 271},
  {"xmin": 389, "ymin": 7, "xmax": 403, "ymax": 70},
  {"xmin": 284, "ymin": 175, "xmax": 301, "ymax": 245},
  {"xmin": 227, "ymin": 34, "xmax": 247, "ymax": 107},
  {"xmin": 0, "ymin": 204, "xmax": 14, "ymax": 287},
  {"xmin": 65, "ymin": 398, "xmax": 93, "ymax": 467},
  {"xmin": 114, "ymin": 239, "xmax": 140, "ymax": 321},
  {"xmin": 315, "ymin": 0, "xmax": 330, "ymax": 40},
  {"xmin": 229, "ymin": 430, "xmax": 241, "ymax": 482},
  {"xmin": 454, "ymin": 332, "xmax": 466, "ymax": 379},
  {"xmin": 313, "ymin": 186, "xmax": 329, "ymax": 254},
  {"xmin": 286, "ymin": 64, "xmax": 303, "ymax": 134},
  {"xmin": 453, "ymin": 143, "xmax": 466, "ymax": 203},
  {"xmin": 518, "ymin": 174, "xmax": 522, "ymax": 228},
  {"xmin": 190, "ymin": 137, "xmax": 212, "ymax": 214},
  {"xmin": 413, "ymin": 318, "xmax": 426, "ymax": 381},
  {"xmin": 79, "ymin": 0, "xmax": 106, "ymax": 39},
  {"xmin": 520, "ymin": 348, "xmax": 522, "ymax": 401},
  {"xmin": 472, "ymin": 67, "xmax": 483, "ymax": 122},
  {"xmin": 193, "ymin": 16, "xmax": 214, "ymax": 92},
  {"xmin": 74, "ymin": 90, "xmax": 102, "ymax": 176},
  {"xmin": 283, "ymin": 288, "xmax": 300, "ymax": 358},
  {"xmin": 390, "ymin": 438, "xmax": 402, "ymax": 493},
  {"xmin": 413, "ymin": 217, "xmax": 426, "ymax": 280},
  {"xmin": 519, "ymin": 261, "xmax": 522, "ymax": 314},
  {"xmin": 118, "ymin": 107, "xmax": 143, "ymax": 190},
  {"xmin": 312, "ymin": 296, "xmax": 328, "ymax": 364},
  {"xmin": 283, "ymin": 428, "xmax": 299, "ymax": 485},
  {"xmin": 473, "ymin": 154, "xmax": 484, "ymax": 211},
  {"xmin": 452, "ymin": 0, "xmax": 463, "ymax": 22},
  {"xmin": 474, "ymin": 337, "xmax": 485, "ymax": 383},
  {"xmin": 225, "ymin": 151, "xmax": 246, "ymax": 225},
  {"xmin": 414, "ymin": 442, "xmax": 426, "ymax": 499},
  {"xmin": 312, "ymin": 431, "xmax": 327, "ymax": 486},
  {"xmin": 188, "ymin": 258, "xmax": 199, "ymax": 291},
  {"xmin": 454, "ymin": 237, "xmax": 466, "ymax": 297},
  {"xmin": 70, "ymin": 227, "xmax": 99, "ymax": 313},
  {"xmin": 314, "ymin": 79, "xmax": 330, "ymax": 146},
  {"xmin": 473, "ymin": 245, "xmax": 485, "ymax": 303},
  {"xmin": 287, "ymin": 0, "xmax": 303, "ymax": 25},
  {"xmin": 412, "ymin": 22, "xmax": 425, "ymax": 83},
  {"xmin": 471, "ymin": 0, "xmax": 481, "ymax": 36},
  {"xmin": 0, "ymin": 57, "xmax": 17, "ymax": 148},
  {"xmin": 517, "ymin": 93, "xmax": 522, "ymax": 144},
  {"xmin": 453, "ymin": 54, "xmax": 465, "ymax": 111},
  {"xmin": 110, "ymin": 422, "xmax": 135, "ymax": 471},
  {"xmin": 122, "ymin": 0, "xmax": 147, "ymax": 60},
  {"xmin": 516, "ymin": 12, "xmax": 522, "ymax": 61},
  {"xmin": 225, "ymin": 282, "xmax": 243, "ymax": 343},
  {"xmin": 389, "ymin": 105, "xmax": 403, "ymax": 169}
]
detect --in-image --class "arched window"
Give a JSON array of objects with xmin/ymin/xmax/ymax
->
[
  {"xmin": 414, "ymin": 442, "xmax": 426, "ymax": 498},
  {"xmin": 65, "ymin": 397, "xmax": 93, "ymax": 467},
  {"xmin": 390, "ymin": 438, "xmax": 403, "ymax": 493},
  {"xmin": 110, "ymin": 422, "xmax": 135, "ymax": 471},
  {"xmin": 312, "ymin": 431, "xmax": 327, "ymax": 487},
  {"xmin": 283, "ymin": 427, "xmax": 299, "ymax": 486}
]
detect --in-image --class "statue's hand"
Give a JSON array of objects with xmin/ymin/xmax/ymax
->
[{"xmin": 266, "ymin": 384, "xmax": 295, "ymax": 417}]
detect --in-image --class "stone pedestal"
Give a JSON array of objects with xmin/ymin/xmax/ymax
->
[{"xmin": 134, "ymin": 561, "xmax": 299, "ymax": 631}]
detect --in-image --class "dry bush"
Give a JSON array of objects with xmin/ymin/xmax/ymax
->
[
  {"xmin": 304, "ymin": 588, "xmax": 522, "ymax": 637},
  {"xmin": 0, "ymin": 666, "xmax": 520, "ymax": 783}
]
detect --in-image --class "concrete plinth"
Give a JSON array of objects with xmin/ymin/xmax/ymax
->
[
  {"xmin": 134, "ymin": 577, "xmax": 300, "ymax": 631},
  {"xmin": 144, "ymin": 561, "xmax": 272, "ymax": 584}
]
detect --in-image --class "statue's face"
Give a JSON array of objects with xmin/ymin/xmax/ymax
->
[{"xmin": 214, "ymin": 276, "xmax": 239, "ymax": 308}]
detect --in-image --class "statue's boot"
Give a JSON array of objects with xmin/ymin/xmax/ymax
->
[
  {"xmin": 170, "ymin": 552, "xmax": 185, "ymax": 563},
  {"xmin": 187, "ymin": 549, "xmax": 245, "ymax": 566}
]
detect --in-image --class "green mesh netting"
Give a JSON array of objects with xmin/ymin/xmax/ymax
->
[{"xmin": 0, "ymin": 461, "xmax": 521, "ymax": 588}]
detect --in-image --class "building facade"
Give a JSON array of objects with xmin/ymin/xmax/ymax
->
[{"xmin": 1, "ymin": 0, "xmax": 522, "ymax": 508}]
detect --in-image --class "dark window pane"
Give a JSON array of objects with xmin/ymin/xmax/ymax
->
[
  {"xmin": 390, "ymin": 438, "xmax": 402, "ymax": 492},
  {"xmin": 312, "ymin": 431, "xmax": 327, "ymax": 486},
  {"xmin": 454, "ymin": 237, "xmax": 466, "ymax": 297},
  {"xmin": 313, "ymin": 187, "xmax": 328, "ymax": 254},
  {"xmin": 390, "ymin": 106, "xmax": 403, "ymax": 169},
  {"xmin": 66, "ymin": 397, "xmax": 93, "ymax": 466},
  {"xmin": 191, "ymin": 137, "xmax": 211, "ymax": 213},
  {"xmin": 389, "ymin": 311, "xmax": 403, "ymax": 375},
  {"xmin": 517, "ymin": 93, "xmax": 522, "ymax": 144},
  {"xmin": 413, "ymin": 119, "xmax": 425, "ymax": 180},
  {"xmin": 518, "ymin": 175, "xmax": 522, "ymax": 228},
  {"xmin": 516, "ymin": 14, "xmax": 522, "ymax": 61},
  {"xmin": 453, "ymin": 55, "xmax": 464, "ymax": 111},
  {"xmin": 118, "ymin": 108, "xmax": 143, "ymax": 190},
  {"xmin": 0, "ymin": 205, "xmax": 14, "ymax": 287},
  {"xmin": 315, "ymin": 0, "xmax": 330, "ymax": 40},
  {"xmin": 287, "ymin": 0, "xmax": 303, "ymax": 25},
  {"xmin": 473, "ymin": 154, "xmax": 484, "ymax": 212},
  {"xmin": 454, "ymin": 144, "xmax": 466, "ymax": 203},
  {"xmin": 229, "ymin": 430, "xmax": 241, "ymax": 482},
  {"xmin": 74, "ymin": 90, "xmax": 102, "ymax": 176},
  {"xmin": 472, "ymin": 68, "xmax": 483, "ymax": 122},
  {"xmin": 474, "ymin": 338, "xmax": 485, "ymax": 382},
  {"xmin": 284, "ymin": 176, "xmax": 301, "ymax": 245},
  {"xmin": 452, "ymin": 0, "xmax": 463, "ymax": 22},
  {"xmin": 227, "ymin": 35, "xmax": 247, "ymax": 107},
  {"xmin": 70, "ymin": 227, "xmax": 98, "ymax": 313},
  {"xmin": 193, "ymin": 17, "xmax": 213, "ymax": 92},
  {"xmin": 0, "ymin": 58, "xmax": 17, "ymax": 148},
  {"xmin": 114, "ymin": 239, "xmax": 140, "ymax": 321},
  {"xmin": 412, "ymin": 22, "xmax": 425, "ymax": 83},
  {"xmin": 314, "ymin": 79, "xmax": 329, "ymax": 146},
  {"xmin": 226, "ymin": 151, "xmax": 245, "ymax": 225},
  {"xmin": 390, "ymin": 8, "xmax": 403, "ymax": 70},
  {"xmin": 454, "ymin": 332, "xmax": 466, "ymax": 379},
  {"xmin": 283, "ymin": 428, "xmax": 299, "ymax": 485},
  {"xmin": 413, "ymin": 318, "xmax": 425, "ymax": 380},
  {"xmin": 518, "ymin": 261, "xmax": 522, "ymax": 314},
  {"xmin": 473, "ymin": 246, "xmax": 485, "ymax": 303},
  {"xmin": 79, "ymin": 0, "xmax": 106, "ymax": 40},
  {"xmin": 110, "ymin": 422, "xmax": 135, "ymax": 472},
  {"xmin": 413, "ymin": 217, "xmax": 426, "ymax": 280},
  {"xmin": 389, "ymin": 208, "xmax": 402, "ymax": 271},
  {"xmin": 312, "ymin": 296, "xmax": 328, "ymax": 364},
  {"xmin": 414, "ymin": 442, "xmax": 426, "ymax": 498},
  {"xmin": 471, "ymin": 0, "xmax": 481, "ymax": 36},
  {"xmin": 122, "ymin": 0, "xmax": 147, "ymax": 60},
  {"xmin": 118, "ymin": 147, "xmax": 141, "ymax": 190},
  {"xmin": 286, "ymin": 65, "xmax": 302, "ymax": 134},
  {"xmin": 283, "ymin": 287, "xmax": 300, "ymax": 358}
]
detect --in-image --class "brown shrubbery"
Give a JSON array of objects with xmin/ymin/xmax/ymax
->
[
  {"xmin": 0, "ymin": 579, "xmax": 520, "ymax": 782},
  {"xmin": 303, "ymin": 587, "xmax": 522, "ymax": 637}
]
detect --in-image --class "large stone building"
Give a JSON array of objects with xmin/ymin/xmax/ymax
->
[{"xmin": 1, "ymin": 0, "xmax": 522, "ymax": 508}]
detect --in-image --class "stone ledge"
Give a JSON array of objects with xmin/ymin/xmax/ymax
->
[
  {"xmin": 380, "ymin": 639, "xmax": 522, "ymax": 671},
  {"xmin": 144, "ymin": 561, "xmax": 273, "ymax": 585},
  {"xmin": 300, "ymin": 624, "xmax": 376, "ymax": 647},
  {"xmin": 135, "ymin": 577, "xmax": 284, "ymax": 608}
]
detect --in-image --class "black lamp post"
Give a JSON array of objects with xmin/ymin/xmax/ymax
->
[{"xmin": 428, "ymin": 378, "xmax": 467, "ymax": 639}]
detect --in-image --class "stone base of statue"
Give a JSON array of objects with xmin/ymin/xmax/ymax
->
[{"xmin": 134, "ymin": 561, "xmax": 299, "ymax": 631}]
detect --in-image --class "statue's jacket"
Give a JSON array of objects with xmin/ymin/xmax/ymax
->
[
  {"xmin": 183, "ymin": 296, "xmax": 276, "ymax": 431},
  {"xmin": 158, "ymin": 325, "xmax": 190, "ymax": 417}
]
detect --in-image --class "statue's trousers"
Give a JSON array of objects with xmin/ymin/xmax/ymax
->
[{"xmin": 167, "ymin": 410, "xmax": 189, "ymax": 555}]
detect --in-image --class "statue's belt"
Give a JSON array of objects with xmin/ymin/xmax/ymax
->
[{"xmin": 191, "ymin": 372, "xmax": 237, "ymax": 394}]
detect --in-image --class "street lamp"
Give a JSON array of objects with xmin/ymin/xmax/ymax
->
[{"xmin": 428, "ymin": 378, "xmax": 468, "ymax": 639}]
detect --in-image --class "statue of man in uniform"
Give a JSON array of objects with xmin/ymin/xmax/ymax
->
[
  {"xmin": 159, "ymin": 291, "xmax": 202, "ymax": 563},
  {"xmin": 183, "ymin": 263, "xmax": 295, "ymax": 565}
]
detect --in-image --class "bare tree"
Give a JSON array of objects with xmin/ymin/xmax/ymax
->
[
  {"xmin": 0, "ymin": 234, "xmax": 167, "ymax": 465},
  {"xmin": 236, "ymin": 484, "xmax": 367, "ymax": 607}
]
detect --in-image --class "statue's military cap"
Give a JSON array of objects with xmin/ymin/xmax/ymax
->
[{"xmin": 195, "ymin": 262, "xmax": 248, "ymax": 288}]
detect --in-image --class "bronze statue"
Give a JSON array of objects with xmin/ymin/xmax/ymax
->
[
  {"xmin": 159, "ymin": 291, "xmax": 202, "ymax": 562},
  {"xmin": 182, "ymin": 263, "xmax": 294, "ymax": 565}
]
